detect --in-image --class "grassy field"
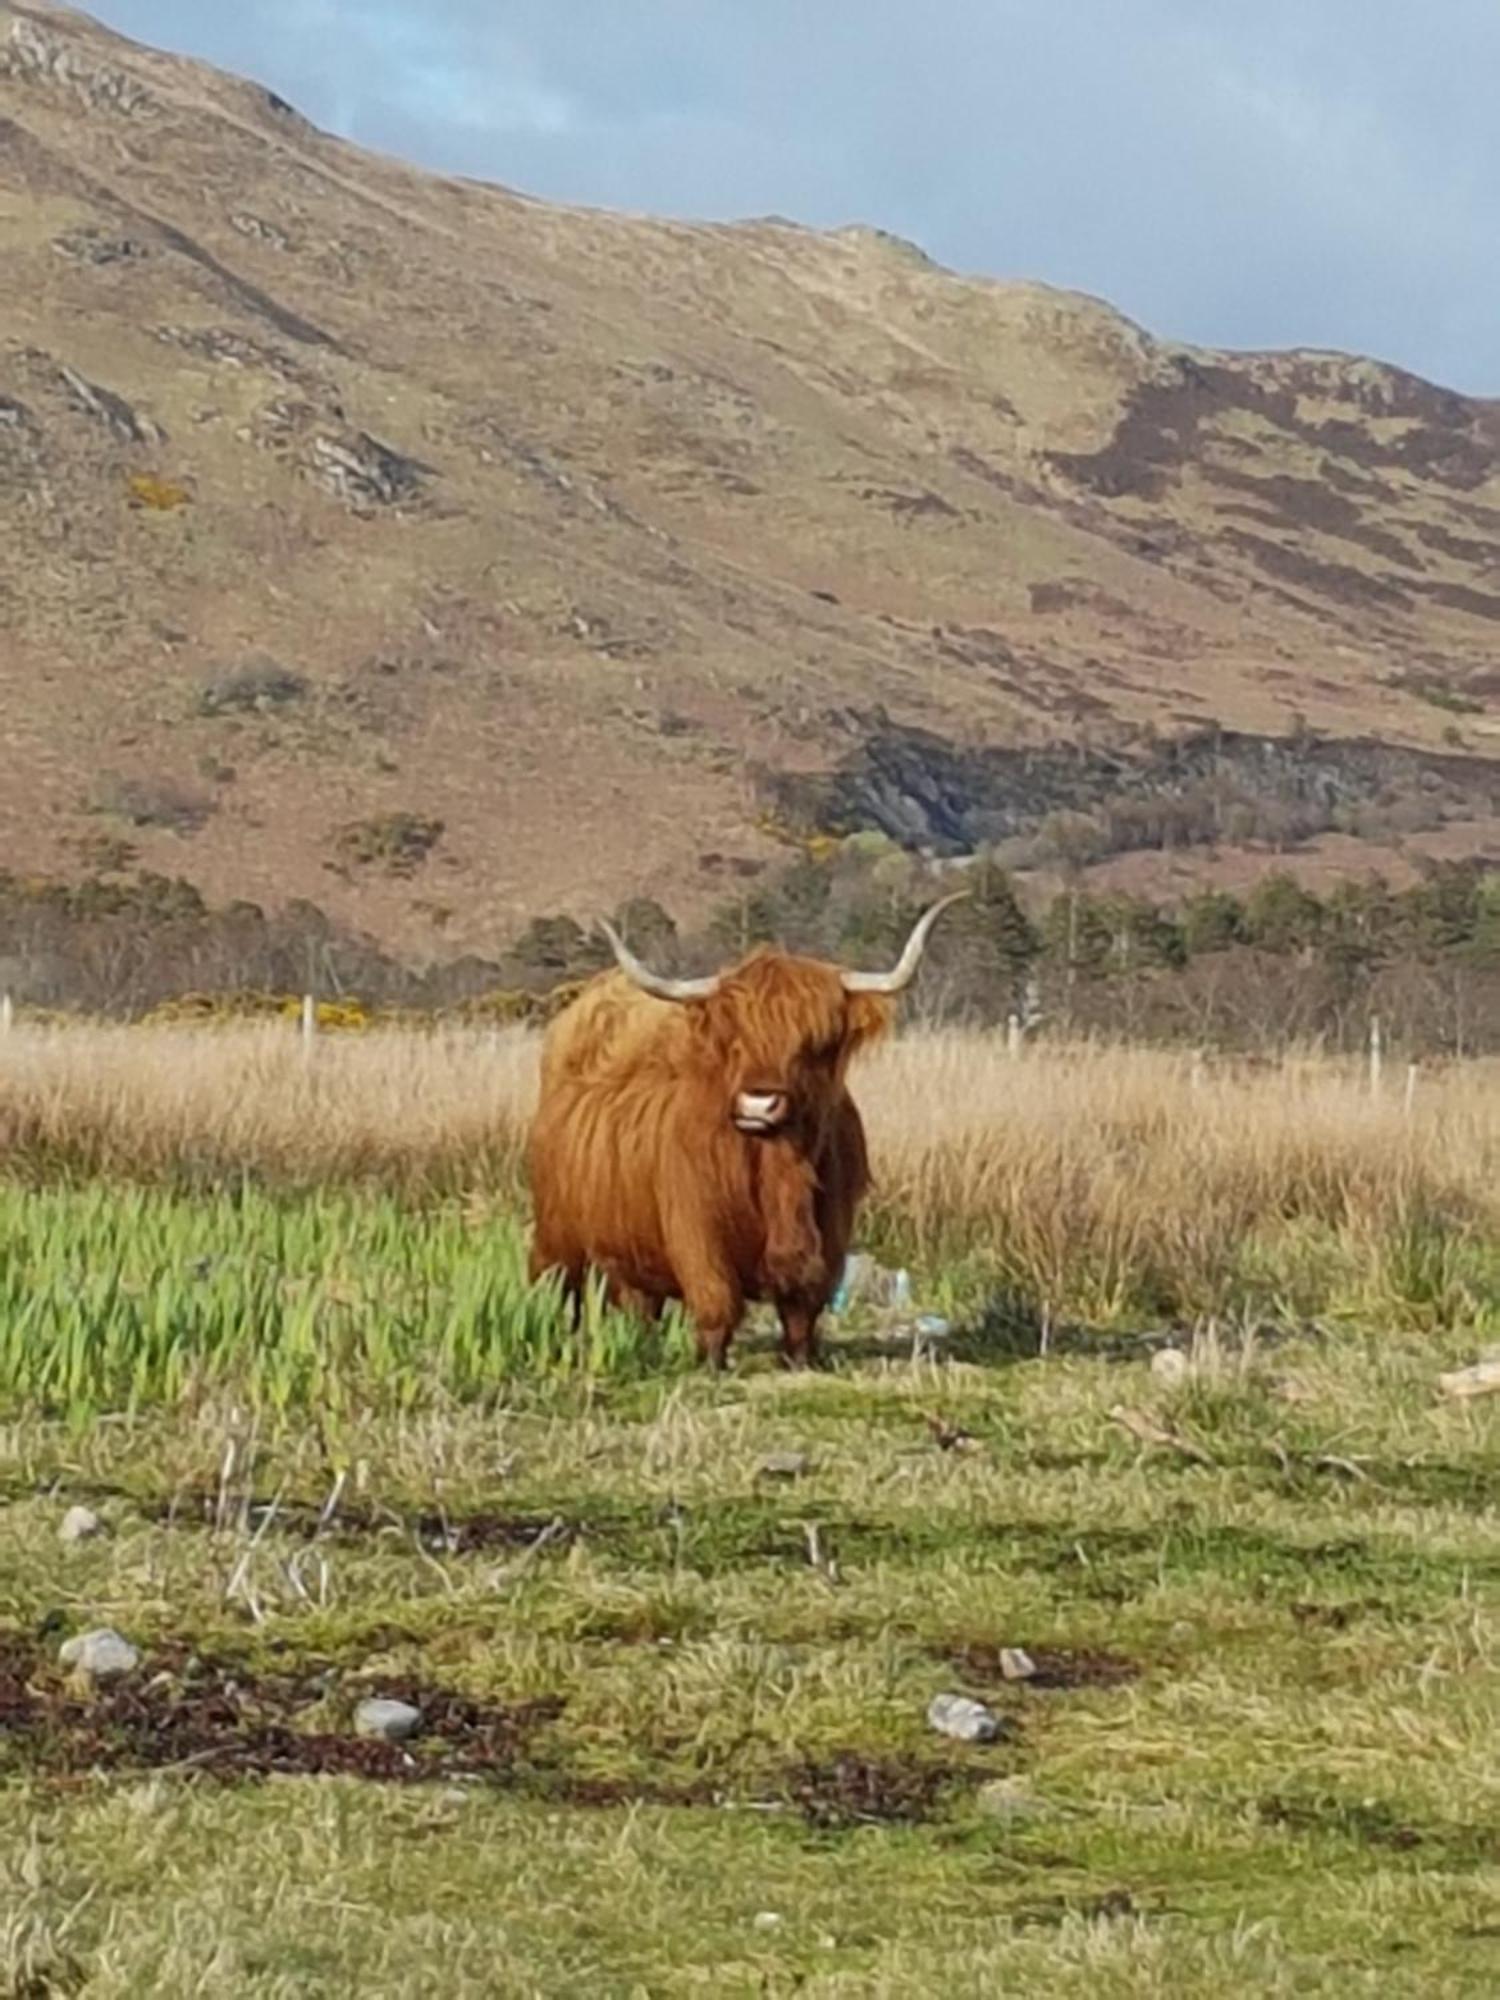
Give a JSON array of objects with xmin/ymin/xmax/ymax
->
[{"xmin": 1, "ymin": 1024, "xmax": 1498, "ymax": 1994}]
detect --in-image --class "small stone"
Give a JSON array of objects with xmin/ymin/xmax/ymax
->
[
  {"xmin": 58, "ymin": 1628, "xmax": 139, "ymax": 1679},
  {"xmin": 1437, "ymin": 1357, "xmax": 1500, "ymax": 1401},
  {"xmin": 752, "ymin": 1912, "xmax": 783, "ymax": 1931},
  {"xmin": 977, "ymin": 1778, "xmax": 1048, "ymax": 1824},
  {"xmin": 354, "ymin": 1697, "xmax": 422, "ymax": 1742},
  {"xmin": 758, "ymin": 1451, "xmax": 810, "ymax": 1480},
  {"xmin": 59, "ymin": 1505, "xmax": 104, "ymax": 1544},
  {"xmin": 998, "ymin": 1646, "xmax": 1037, "ymax": 1682},
  {"xmin": 1150, "ymin": 1348, "xmax": 1190, "ymax": 1384},
  {"xmin": 927, "ymin": 1691, "xmax": 1004, "ymax": 1743},
  {"xmin": 1168, "ymin": 1619, "xmax": 1196, "ymax": 1645}
]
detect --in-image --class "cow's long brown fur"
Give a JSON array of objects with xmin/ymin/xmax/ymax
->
[{"xmin": 528, "ymin": 953, "xmax": 892, "ymax": 1366}]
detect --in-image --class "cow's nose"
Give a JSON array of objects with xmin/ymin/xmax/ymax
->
[{"xmin": 733, "ymin": 1090, "xmax": 789, "ymax": 1132}]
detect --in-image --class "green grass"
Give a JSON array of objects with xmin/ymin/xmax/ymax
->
[
  {"xmin": 2, "ymin": 1308, "xmax": 1498, "ymax": 1994},
  {"xmin": 0, "ymin": 1146, "xmax": 1495, "ymax": 1993},
  {"xmin": 0, "ymin": 1179, "xmax": 1494, "ymax": 1431},
  {"xmin": 0, "ymin": 1184, "xmax": 694, "ymax": 1420}
]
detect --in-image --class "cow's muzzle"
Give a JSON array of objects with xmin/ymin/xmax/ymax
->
[{"xmin": 733, "ymin": 1090, "xmax": 789, "ymax": 1134}]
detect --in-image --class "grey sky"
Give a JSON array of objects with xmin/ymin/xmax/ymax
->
[{"xmin": 86, "ymin": 0, "xmax": 1499, "ymax": 394}]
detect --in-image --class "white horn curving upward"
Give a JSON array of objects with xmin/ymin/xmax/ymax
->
[
  {"xmin": 598, "ymin": 919, "xmax": 722, "ymax": 1003},
  {"xmin": 841, "ymin": 891, "xmax": 969, "ymax": 995}
]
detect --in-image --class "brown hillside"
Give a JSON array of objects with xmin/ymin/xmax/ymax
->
[{"xmin": 2, "ymin": 0, "xmax": 1498, "ymax": 953}]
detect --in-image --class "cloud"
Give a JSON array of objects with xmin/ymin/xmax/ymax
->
[{"xmin": 83, "ymin": 0, "xmax": 1500, "ymax": 391}]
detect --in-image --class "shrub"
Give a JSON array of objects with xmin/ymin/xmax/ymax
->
[
  {"xmin": 335, "ymin": 813, "xmax": 443, "ymax": 875},
  {"xmin": 126, "ymin": 473, "xmax": 189, "ymax": 511},
  {"xmin": 88, "ymin": 774, "xmax": 216, "ymax": 834},
  {"xmin": 198, "ymin": 655, "xmax": 308, "ymax": 717}
]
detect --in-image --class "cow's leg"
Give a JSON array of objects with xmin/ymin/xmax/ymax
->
[
  {"xmin": 611, "ymin": 1280, "xmax": 662, "ymax": 1326},
  {"xmin": 678, "ymin": 1267, "xmax": 743, "ymax": 1371},
  {"xmin": 775, "ymin": 1295, "xmax": 825, "ymax": 1370},
  {"xmin": 530, "ymin": 1243, "xmax": 586, "ymax": 1325}
]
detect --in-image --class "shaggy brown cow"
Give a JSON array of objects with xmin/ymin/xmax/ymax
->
[{"xmin": 527, "ymin": 895, "xmax": 964, "ymax": 1367}]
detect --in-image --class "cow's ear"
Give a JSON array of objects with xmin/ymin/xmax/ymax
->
[{"xmin": 843, "ymin": 991, "xmax": 893, "ymax": 1051}]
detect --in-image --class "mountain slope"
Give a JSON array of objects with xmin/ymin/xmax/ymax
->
[{"xmin": 2, "ymin": 0, "xmax": 1498, "ymax": 950}]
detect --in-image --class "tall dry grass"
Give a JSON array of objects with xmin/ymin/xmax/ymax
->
[
  {"xmin": 860, "ymin": 1034, "xmax": 1500, "ymax": 1326},
  {"xmin": 0, "ymin": 1022, "xmax": 537, "ymax": 1191},
  {"xmin": 1, "ymin": 1020, "xmax": 1496, "ymax": 1326}
]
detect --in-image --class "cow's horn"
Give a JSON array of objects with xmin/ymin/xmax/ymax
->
[
  {"xmin": 841, "ymin": 891, "xmax": 969, "ymax": 995},
  {"xmin": 598, "ymin": 919, "xmax": 722, "ymax": 1002}
]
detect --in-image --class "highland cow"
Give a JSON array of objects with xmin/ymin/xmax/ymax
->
[{"xmin": 527, "ymin": 895, "xmax": 964, "ymax": 1367}]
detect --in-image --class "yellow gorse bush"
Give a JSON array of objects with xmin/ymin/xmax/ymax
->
[{"xmin": 126, "ymin": 472, "xmax": 191, "ymax": 511}]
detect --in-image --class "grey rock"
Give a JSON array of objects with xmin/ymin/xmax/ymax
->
[
  {"xmin": 1, "ymin": 18, "xmax": 155, "ymax": 114},
  {"xmin": 58, "ymin": 365, "xmax": 163, "ymax": 445},
  {"xmin": 59, "ymin": 1628, "xmax": 139, "ymax": 1679},
  {"xmin": 1151, "ymin": 1347, "xmax": 1190, "ymax": 1384},
  {"xmin": 354, "ymin": 1698, "xmax": 422, "ymax": 1743},
  {"xmin": 758, "ymin": 1450, "xmax": 810, "ymax": 1480},
  {"xmin": 59, "ymin": 1505, "xmax": 105, "ymax": 1544},
  {"xmin": 311, "ymin": 431, "xmax": 432, "ymax": 510},
  {"xmin": 998, "ymin": 1646, "xmax": 1037, "ymax": 1682},
  {"xmin": 230, "ymin": 211, "xmax": 293, "ymax": 251},
  {"xmin": 52, "ymin": 227, "xmax": 149, "ymax": 266},
  {"xmin": 927, "ymin": 1692, "xmax": 1003, "ymax": 1743}
]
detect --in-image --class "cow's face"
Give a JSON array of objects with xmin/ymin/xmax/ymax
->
[
  {"xmin": 694, "ymin": 958, "xmax": 890, "ymax": 1137},
  {"xmin": 597, "ymin": 894, "xmax": 967, "ymax": 1141}
]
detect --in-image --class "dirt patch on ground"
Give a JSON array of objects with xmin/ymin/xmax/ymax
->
[
  {"xmin": 786, "ymin": 1751, "xmax": 969, "ymax": 1829},
  {"xmin": 1, "ymin": 1632, "xmax": 975, "ymax": 1824},
  {"xmin": 1011, "ymin": 1887, "xmax": 1144, "ymax": 1928},
  {"xmin": 1256, "ymin": 1792, "xmax": 1498, "ymax": 1866},
  {"xmin": 1290, "ymin": 1598, "xmax": 1392, "ymax": 1631},
  {"xmin": 943, "ymin": 1644, "xmax": 1141, "ymax": 1691},
  {"xmin": 0, "ymin": 1634, "xmax": 562, "ymax": 1786},
  {"xmin": 1258, "ymin": 1793, "xmax": 1423, "ymax": 1851},
  {"xmin": 146, "ymin": 1490, "xmax": 582, "ymax": 1555}
]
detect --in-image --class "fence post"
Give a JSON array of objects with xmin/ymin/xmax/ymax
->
[
  {"xmin": 1190, "ymin": 1050, "xmax": 1205, "ymax": 1091},
  {"xmin": 1404, "ymin": 1061, "xmax": 1418, "ymax": 1119},
  {"xmin": 1367, "ymin": 1015, "xmax": 1382, "ymax": 1097},
  {"xmin": 0, "ymin": 993, "xmax": 11, "ymax": 1035},
  {"xmin": 301, "ymin": 992, "xmax": 317, "ymax": 1056},
  {"xmin": 1006, "ymin": 1013, "xmax": 1023, "ymax": 1059}
]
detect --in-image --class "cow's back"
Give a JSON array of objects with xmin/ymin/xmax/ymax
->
[
  {"xmin": 529, "ymin": 972, "xmax": 691, "ymax": 1289},
  {"xmin": 538, "ymin": 971, "xmax": 685, "ymax": 1096}
]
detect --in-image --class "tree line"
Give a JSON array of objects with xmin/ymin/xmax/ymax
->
[{"xmin": 2, "ymin": 838, "xmax": 1498, "ymax": 1056}]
